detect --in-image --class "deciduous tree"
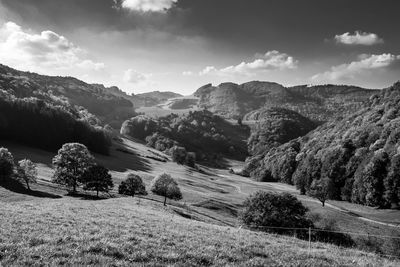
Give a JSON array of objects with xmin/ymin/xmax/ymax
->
[
  {"xmin": 150, "ymin": 173, "xmax": 182, "ymax": 206},
  {"xmin": 52, "ymin": 143, "xmax": 94, "ymax": 193}
]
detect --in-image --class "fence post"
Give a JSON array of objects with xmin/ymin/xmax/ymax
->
[{"xmin": 308, "ymin": 227, "xmax": 311, "ymax": 256}]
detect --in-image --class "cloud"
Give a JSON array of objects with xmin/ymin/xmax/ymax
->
[
  {"xmin": 199, "ymin": 50, "xmax": 298, "ymax": 77},
  {"xmin": 311, "ymin": 53, "xmax": 400, "ymax": 82},
  {"xmin": 119, "ymin": 0, "xmax": 178, "ymax": 12},
  {"xmin": 123, "ymin": 68, "xmax": 151, "ymax": 84},
  {"xmin": 334, "ymin": 31, "xmax": 384, "ymax": 45},
  {"xmin": 0, "ymin": 21, "xmax": 105, "ymax": 75},
  {"xmin": 182, "ymin": 71, "xmax": 193, "ymax": 76}
]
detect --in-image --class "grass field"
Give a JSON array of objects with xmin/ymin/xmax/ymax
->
[
  {"xmin": 1, "ymin": 197, "xmax": 399, "ymax": 266},
  {"xmin": 1, "ymin": 138, "xmax": 400, "ymax": 265}
]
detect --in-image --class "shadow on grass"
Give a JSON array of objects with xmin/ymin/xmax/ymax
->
[
  {"xmin": 66, "ymin": 191, "xmax": 117, "ymax": 201},
  {"xmin": 0, "ymin": 179, "xmax": 62, "ymax": 199}
]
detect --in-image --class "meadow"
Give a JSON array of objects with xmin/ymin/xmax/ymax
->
[{"xmin": 1, "ymin": 137, "xmax": 400, "ymax": 265}]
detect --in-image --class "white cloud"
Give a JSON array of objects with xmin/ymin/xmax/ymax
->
[
  {"xmin": 119, "ymin": 0, "xmax": 178, "ymax": 12},
  {"xmin": 182, "ymin": 71, "xmax": 193, "ymax": 76},
  {"xmin": 123, "ymin": 68, "xmax": 152, "ymax": 84},
  {"xmin": 334, "ymin": 31, "xmax": 384, "ymax": 45},
  {"xmin": 0, "ymin": 21, "xmax": 105, "ymax": 75},
  {"xmin": 199, "ymin": 50, "xmax": 298, "ymax": 77},
  {"xmin": 311, "ymin": 53, "xmax": 400, "ymax": 82}
]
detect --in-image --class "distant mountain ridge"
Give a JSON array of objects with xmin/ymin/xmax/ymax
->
[{"xmin": 194, "ymin": 81, "xmax": 380, "ymax": 122}]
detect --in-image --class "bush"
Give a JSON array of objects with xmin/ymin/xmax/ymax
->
[
  {"xmin": 240, "ymin": 191, "xmax": 312, "ymax": 232},
  {"xmin": 171, "ymin": 146, "xmax": 187, "ymax": 164},
  {"xmin": 185, "ymin": 152, "xmax": 196, "ymax": 168},
  {"xmin": 118, "ymin": 174, "xmax": 147, "ymax": 197},
  {"xmin": 150, "ymin": 173, "xmax": 182, "ymax": 206}
]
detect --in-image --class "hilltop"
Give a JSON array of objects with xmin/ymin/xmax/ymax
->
[{"xmin": 194, "ymin": 81, "xmax": 379, "ymax": 122}]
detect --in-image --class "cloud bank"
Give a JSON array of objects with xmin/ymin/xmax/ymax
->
[
  {"xmin": 311, "ymin": 53, "xmax": 400, "ymax": 83},
  {"xmin": 199, "ymin": 50, "xmax": 298, "ymax": 77},
  {"xmin": 119, "ymin": 0, "xmax": 178, "ymax": 12},
  {"xmin": 334, "ymin": 31, "xmax": 384, "ymax": 45},
  {"xmin": 0, "ymin": 21, "xmax": 105, "ymax": 76}
]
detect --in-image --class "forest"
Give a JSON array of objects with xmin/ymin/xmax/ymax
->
[
  {"xmin": 0, "ymin": 89, "xmax": 111, "ymax": 155},
  {"xmin": 245, "ymin": 82, "xmax": 400, "ymax": 208}
]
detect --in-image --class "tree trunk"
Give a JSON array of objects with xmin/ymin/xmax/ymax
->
[
  {"xmin": 164, "ymin": 195, "xmax": 167, "ymax": 206},
  {"xmin": 26, "ymin": 181, "xmax": 30, "ymax": 190},
  {"xmin": 322, "ymin": 200, "xmax": 325, "ymax": 207}
]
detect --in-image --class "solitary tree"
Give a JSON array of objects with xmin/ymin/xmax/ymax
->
[
  {"xmin": 150, "ymin": 173, "xmax": 182, "ymax": 206},
  {"xmin": 52, "ymin": 143, "xmax": 94, "ymax": 193},
  {"xmin": 0, "ymin": 147, "xmax": 14, "ymax": 183},
  {"xmin": 308, "ymin": 177, "xmax": 333, "ymax": 207},
  {"xmin": 240, "ymin": 191, "xmax": 312, "ymax": 231},
  {"xmin": 82, "ymin": 165, "xmax": 113, "ymax": 197},
  {"xmin": 17, "ymin": 159, "xmax": 37, "ymax": 190},
  {"xmin": 118, "ymin": 173, "xmax": 147, "ymax": 198}
]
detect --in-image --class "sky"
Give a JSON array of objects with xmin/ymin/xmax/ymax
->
[{"xmin": 0, "ymin": 0, "xmax": 399, "ymax": 95}]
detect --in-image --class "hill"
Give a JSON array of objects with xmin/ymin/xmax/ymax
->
[
  {"xmin": 1, "ymin": 196, "xmax": 398, "ymax": 266},
  {"xmin": 121, "ymin": 110, "xmax": 249, "ymax": 166},
  {"xmin": 246, "ymin": 82, "xmax": 400, "ymax": 208},
  {"xmin": 0, "ymin": 64, "xmax": 135, "ymax": 128},
  {"xmin": 194, "ymin": 81, "xmax": 379, "ymax": 122}
]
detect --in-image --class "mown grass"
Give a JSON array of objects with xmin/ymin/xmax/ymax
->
[{"xmin": 0, "ymin": 197, "xmax": 398, "ymax": 266}]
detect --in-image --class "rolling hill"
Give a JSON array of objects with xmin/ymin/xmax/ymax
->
[
  {"xmin": 194, "ymin": 81, "xmax": 379, "ymax": 122},
  {"xmin": 245, "ymin": 81, "xmax": 400, "ymax": 208}
]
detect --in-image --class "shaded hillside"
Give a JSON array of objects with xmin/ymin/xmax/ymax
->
[
  {"xmin": 121, "ymin": 110, "xmax": 249, "ymax": 165},
  {"xmin": 246, "ymin": 82, "xmax": 400, "ymax": 208},
  {"xmin": 0, "ymin": 64, "xmax": 135, "ymax": 128},
  {"xmin": 245, "ymin": 107, "xmax": 318, "ymax": 156},
  {"xmin": 194, "ymin": 81, "xmax": 378, "ymax": 122},
  {"xmin": 0, "ymin": 90, "xmax": 111, "ymax": 154}
]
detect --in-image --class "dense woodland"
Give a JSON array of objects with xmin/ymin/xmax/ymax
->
[
  {"xmin": 0, "ymin": 64, "xmax": 136, "ymax": 128},
  {"xmin": 245, "ymin": 82, "xmax": 400, "ymax": 208},
  {"xmin": 121, "ymin": 110, "xmax": 249, "ymax": 165},
  {"xmin": 195, "ymin": 81, "xmax": 377, "ymax": 121},
  {"xmin": 0, "ymin": 90, "xmax": 111, "ymax": 154}
]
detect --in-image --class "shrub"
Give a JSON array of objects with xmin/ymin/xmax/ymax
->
[
  {"xmin": 171, "ymin": 146, "xmax": 187, "ymax": 164},
  {"xmin": 118, "ymin": 174, "xmax": 147, "ymax": 197},
  {"xmin": 185, "ymin": 152, "xmax": 196, "ymax": 168},
  {"xmin": 240, "ymin": 191, "xmax": 312, "ymax": 232},
  {"xmin": 52, "ymin": 143, "xmax": 94, "ymax": 193},
  {"xmin": 82, "ymin": 165, "xmax": 114, "ymax": 197},
  {"xmin": 150, "ymin": 173, "xmax": 182, "ymax": 206}
]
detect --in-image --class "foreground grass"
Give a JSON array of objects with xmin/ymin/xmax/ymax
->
[{"xmin": 0, "ymin": 197, "xmax": 398, "ymax": 266}]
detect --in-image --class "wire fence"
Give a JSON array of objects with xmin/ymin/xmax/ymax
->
[{"xmin": 234, "ymin": 224, "xmax": 400, "ymax": 260}]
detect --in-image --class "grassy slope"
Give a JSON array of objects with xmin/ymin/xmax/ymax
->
[
  {"xmin": 1, "ymin": 138, "xmax": 400, "ymax": 265},
  {"xmin": 1, "ymin": 197, "xmax": 398, "ymax": 266}
]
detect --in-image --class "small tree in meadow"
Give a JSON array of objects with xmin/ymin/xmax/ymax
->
[
  {"xmin": 52, "ymin": 143, "xmax": 94, "ymax": 193},
  {"xmin": 17, "ymin": 159, "xmax": 37, "ymax": 190},
  {"xmin": 150, "ymin": 173, "xmax": 182, "ymax": 206},
  {"xmin": 308, "ymin": 177, "xmax": 333, "ymax": 207},
  {"xmin": 82, "ymin": 165, "xmax": 114, "ymax": 197},
  {"xmin": 118, "ymin": 173, "xmax": 147, "ymax": 198}
]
